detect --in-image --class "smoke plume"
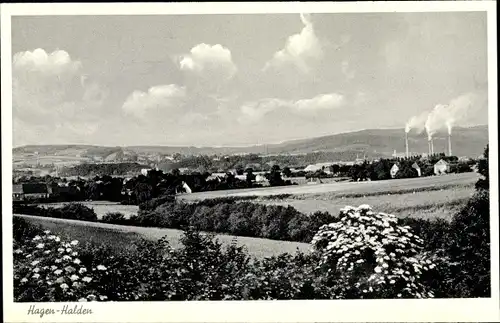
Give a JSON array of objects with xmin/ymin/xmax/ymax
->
[
  {"xmin": 424, "ymin": 104, "xmax": 450, "ymax": 140},
  {"xmin": 421, "ymin": 91, "xmax": 486, "ymax": 140},
  {"xmin": 405, "ymin": 111, "xmax": 429, "ymax": 134}
]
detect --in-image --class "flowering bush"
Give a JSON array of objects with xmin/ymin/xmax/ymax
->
[
  {"xmin": 311, "ymin": 205, "xmax": 437, "ymax": 299},
  {"xmin": 13, "ymin": 227, "xmax": 108, "ymax": 302}
]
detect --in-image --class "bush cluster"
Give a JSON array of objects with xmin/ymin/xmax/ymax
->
[
  {"xmin": 13, "ymin": 203, "xmax": 98, "ymax": 222},
  {"xmin": 127, "ymin": 201, "xmax": 333, "ymax": 242},
  {"xmin": 13, "ymin": 221, "xmax": 108, "ymax": 302},
  {"xmin": 12, "ymin": 214, "xmax": 436, "ymax": 301},
  {"xmin": 13, "ymin": 218, "xmax": 329, "ymax": 301}
]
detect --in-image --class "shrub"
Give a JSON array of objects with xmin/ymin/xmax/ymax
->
[
  {"xmin": 398, "ymin": 217, "xmax": 451, "ymax": 251},
  {"xmin": 475, "ymin": 145, "xmax": 489, "ymax": 190},
  {"xmin": 59, "ymin": 203, "xmax": 98, "ymax": 222},
  {"xmin": 311, "ymin": 205, "xmax": 438, "ymax": 299},
  {"xmin": 13, "ymin": 216, "xmax": 44, "ymax": 242},
  {"xmin": 245, "ymin": 252, "xmax": 324, "ymax": 300},
  {"xmin": 447, "ymin": 190, "xmax": 490, "ymax": 297},
  {"xmin": 138, "ymin": 195, "xmax": 176, "ymax": 211},
  {"xmin": 13, "ymin": 229, "xmax": 108, "ymax": 302},
  {"xmin": 101, "ymin": 212, "xmax": 128, "ymax": 225}
]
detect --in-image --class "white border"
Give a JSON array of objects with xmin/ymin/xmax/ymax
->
[{"xmin": 2, "ymin": 2, "xmax": 499, "ymax": 323}]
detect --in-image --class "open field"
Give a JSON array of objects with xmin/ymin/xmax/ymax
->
[
  {"xmin": 258, "ymin": 185, "xmax": 474, "ymax": 220},
  {"xmin": 179, "ymin": 172, "xmax": 479, "ymax": 200},
  {"xmin": 178, "ymin": 173, "xmax": 478, "ymax": 220},
  {"xmin": 13, "ymin": 155, "xmax": 91, "ymax": 167},
  {"xmin": 40, "ymin": 201, "xmax": 139, "ymax": 220},
  {"xmin": 14, "ymin": 214, "xmax": 310, "ymax": 259},
  {"xmin": 37, "ymin": 173, "xmax": 478, "ymax": 222}
]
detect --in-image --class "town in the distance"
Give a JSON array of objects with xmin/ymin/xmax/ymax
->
[{"xmin": 12, "ymin": 124, "xmax": 487, "ymax": 203}]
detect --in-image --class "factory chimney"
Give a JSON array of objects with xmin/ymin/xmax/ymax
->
[
  {"xmin": 405, "ymin": 132, "xmax": 409, "ymax": 158},
  {"xmin": 430, "ymin": 139, "xmax": 434, "ymax": 155},
  {"xmin": 428, "ymin": 140, "xmax": 432, "ymax": 156},
  {"xmin": 448, "ymin": 133, "xmax": 452, "ymax": 157}
]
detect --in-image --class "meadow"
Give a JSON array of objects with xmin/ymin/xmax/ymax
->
[
  {"xmin": 181, "ymin": 173, "xmax": 478, "ymax": 220},
  {"xmin": 256, "ymin": 185, "xmax": 474, "ymax": 220},
  {"xmin": 180, "ymin": 172, "xmax": 478, "ymax": 200},
  {"xmin": 14, "ymin": 214, "xmax": 310, "ymax": 259}
]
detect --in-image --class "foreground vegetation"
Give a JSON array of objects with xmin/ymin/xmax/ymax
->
[
  {"xmin": 13, "ymin": 145, "xmax": 490, "ymax": 301},
  {"xmin": 13, "ymin": 187, "xmax": 490, "ymax": 300},
  {"xmin": 16, "ymin": 214, "xmax": 310, "ymax": 259}
]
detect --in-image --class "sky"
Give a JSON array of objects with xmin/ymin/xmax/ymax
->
[{"xmin": 11, "ymin": 12, "xmax": 489, "ymax": 147}]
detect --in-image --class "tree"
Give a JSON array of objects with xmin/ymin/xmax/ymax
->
[
  {"xmin": 246, "ymin": 168, "xmax": 256, "ymax": 186},
  {"xmin": 476, "ymin": 145, "xmax": 489, "ymax": 190},
  {"xmin": 282, "ymin": 166, "xmax": 292, "ymax": 178},
  {"xmin": 271, "ymin": 164, "xmax": 281, "ymax": 172},
  {"xmin": 330, "ymin": 164, "xmax": 340, "ymax": 175},
  {"xmin": 133, "ymin": 182, "xmax": 153, "ymax": 204},
  {"xmin": 395, "ymin": 162, "xmax": 418, "ymax": 179},
  {"xmin": 371, "ymin": 159, "xmax": 391, "ymax": 181},
  {"xmin": 236, "ymin": 168, "xmax": 244, "ymax": 176},
  {"xmin": 268, "ymin": 167, "xmax": 285, "ymax": 187}
]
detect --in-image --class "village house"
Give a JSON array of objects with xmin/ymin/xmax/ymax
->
[
  {"xmin": 411, "ymin": 162, "xmax": 422, "ymax": 177},
  {"xmin": 254, "ymin": 174, "xmax": 269, "ymax": 184},
  {"xmin": 390, "ymin": 163, "xmax": 400, "ymax": 178},
  {"xmin": 304, "ymin": 164, "xmax": 323, "ymax": 173},
  {"xmin": 304, "ymin": 162, "xmax": 334, "ymax": 173},
  {"xmin": 434, "ymin": 159, "xmax": 450, "ymax": 175},
  {"xmin": 176, "ymin": 181, "xmax": 192, "ymax": 194},
  {"xmin": 13, "ymin": 183, "xmax": 51, "ymax": 201}
]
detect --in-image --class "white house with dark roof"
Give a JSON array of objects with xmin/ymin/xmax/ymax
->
[
  {"xmin": 434, "ymin": 159, "xmax": 450, "ymax": 175},
  {"xmin": 390, "ymin": 163, "xmax": 400, "ymax": 178},
  {"xmin": 411, "ymin": 162, "xmax": 422, "ymax": 177}
]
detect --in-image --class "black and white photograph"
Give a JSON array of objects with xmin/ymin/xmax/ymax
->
[{"xmin": 1, "ymin": 2, "xmax": 498, "ymax": 322}]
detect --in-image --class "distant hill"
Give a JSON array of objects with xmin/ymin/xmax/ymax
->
[
  {"xmin": 266, "ymin": 125, "xmax": 489, "ymax": 158},
  {"xmin": 13, "ymin": 125, "xmax": 489, "ymax": 160}
]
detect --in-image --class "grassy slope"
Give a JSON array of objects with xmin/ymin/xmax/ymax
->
[
  {"xmin": 179, "ymin": 173, "xmax": 478, "ymax": 200},
  {"xmin": 15, "ymin": 214, "xmax": 310, "ymax": 259},
  {"xmin": 259, "ymin": 186, "xmax": 473, "ymax": 220},
  {"xmin": 179, "ymin": 173, "xmax": 477, "ymax": 220}
]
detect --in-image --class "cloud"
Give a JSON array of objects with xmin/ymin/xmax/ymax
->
[
  {"xmin": 263, "ymin": 13, "xmax": 323, "ymax": 73},
  {"xmin": 122, "ymin": 84, "xmax": 187, "ymax": 119},
  {"xmin": 238, "ymin": 93, "xmax": 345, "ymax": 124},
  {"xmin": 12, "ymin": 48, "xmax": 108, "ymax": 145},
  {"xmin": 179, "ymin": 43, "xmax": 237, "ymax": 81},
  {"xmin": 238, "ymin": 98, "xmax": 288, "ymax": 124},
  {"xmin": 179, "ymin": 112, "xmax": 209, "ymax": 126},
  {"xmin": 294, "ymin": 93, "xmax": 345, "ymax": 113},
  {"xmin": 13, "ymin": 48, "xmax": 82, "ymax": 76},
  {"xmin": 341, "ymin": 60, "xmax": 356, "ymax": 80}
]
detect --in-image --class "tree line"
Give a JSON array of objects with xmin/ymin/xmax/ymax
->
[{"xmin": 13, "ymin": 166, "xmax": 295, "ymax": 205}]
